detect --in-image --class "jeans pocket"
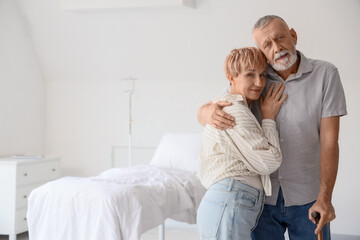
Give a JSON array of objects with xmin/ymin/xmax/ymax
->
[
  {"xmin": 197, "ymin": 198, "xmax": 227, "ymax": 239},
  {"xmin": 236, "ymin": 191, "xmax": 257, "ymax": 209},
  {"xmin": 251, "ymin": 194, "xmax": 264, "ymax": 231}
]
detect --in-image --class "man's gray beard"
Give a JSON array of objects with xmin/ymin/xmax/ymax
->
[{"xmin": 271, "ymin": 49, "xmax": 298, "ymax": 71}]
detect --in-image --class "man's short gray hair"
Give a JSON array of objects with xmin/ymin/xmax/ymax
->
[{"xmin": 253, "ymin": 15, "xmax": 286, "ymax": 32}]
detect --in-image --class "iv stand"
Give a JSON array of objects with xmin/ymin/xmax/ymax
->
[
  {"xmin": 123, "ymin": 77, "xmax": 136, "ymax": 167},
  {"xmin": 123, "ymin": 77, "xmax": 165, "ymax": 240}
]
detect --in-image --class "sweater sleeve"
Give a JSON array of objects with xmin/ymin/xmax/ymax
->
[
  {"xmin": 224, "ymin": 105, "xmax": 282, "ymax": 175},
  {"xmin": 262, "ymin": 119, "xmax": 281, "ymax": 152}
]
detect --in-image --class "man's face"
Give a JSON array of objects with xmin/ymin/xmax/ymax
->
[{"xmin": 253, "ymin": 19, "xmax": 297, "ymax": 71}]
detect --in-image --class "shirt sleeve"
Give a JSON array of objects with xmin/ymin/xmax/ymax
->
[
  {"xmin": 224, "ymin": 105, "xmax": 282, "ymax": 175},
  {"xmin": 321, "ymin": 67, "xmax": 347, "ymax": 118},
  {"xmin": 262, "ymin": 119, "xmax": 281, "ymax": 151}
]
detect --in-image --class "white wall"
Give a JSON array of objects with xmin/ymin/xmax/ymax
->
[
  {"xmin": 16, "ymin": 0, "xmax": 360, "ymax": 236},
  {"xmin": 0, "ymin": 0, "xmax": 45, "ymax": 156}
]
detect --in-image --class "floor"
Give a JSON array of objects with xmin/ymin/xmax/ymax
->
[{"xmin": 1, "ymin": 229, "xmax": 359, "ymax": 240}]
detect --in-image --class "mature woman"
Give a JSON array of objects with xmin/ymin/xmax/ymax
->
[{"xmin": 197, "ymin": 47, "xmax": 287, "ymax": 240}]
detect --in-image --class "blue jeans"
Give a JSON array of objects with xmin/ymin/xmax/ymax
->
[
  {"xmin": 197, "ymin": 178, "xmax": 265, "ymax": 240},
  {"xmin": 251, "ymin": 188, "xmax": 331, "ymax": 240}
]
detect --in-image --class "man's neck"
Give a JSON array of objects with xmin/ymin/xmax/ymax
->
[{"xmin": 276, "ymin": 55, "xmax": 301, "ymax": 81}]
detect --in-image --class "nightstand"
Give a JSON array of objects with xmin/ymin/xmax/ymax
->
[{"xmin": 0, "ymin": 156, "xmax": 60, "ymax": 240}]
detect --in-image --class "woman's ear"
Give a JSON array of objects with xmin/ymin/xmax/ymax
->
[{"xmin": 227, "ymin": 75, "xmax": 234, "ymax": 86}]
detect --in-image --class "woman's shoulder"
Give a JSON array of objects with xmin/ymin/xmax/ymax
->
[
  {"xmin": 213, "ymin": 95, "xmax": 260, "ymax": 128},
  {"xmin": 217, "ymin": 95, "xmax": 252, "ymax": 119},
  {"xmin": 212, "ymin": 94, "xmax": 246, "ymax": 105}
]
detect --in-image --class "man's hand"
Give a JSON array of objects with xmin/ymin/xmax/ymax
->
[
  {"xmin": 309, "ymin": 200, "xmax": 336, "ymax": 234},
  {"xmin": 198, "ymin": 101, "xmax": 235, "ymax": 130}
]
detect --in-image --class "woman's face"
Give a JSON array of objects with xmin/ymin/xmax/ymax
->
[{"xmin": 229, "ymin": 65, "xmax": 266, "ymax": 104}]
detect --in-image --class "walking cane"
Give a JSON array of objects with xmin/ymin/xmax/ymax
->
[{"xmin": 311, "ymin": 211, "xmax": 323, "ymax": 240}]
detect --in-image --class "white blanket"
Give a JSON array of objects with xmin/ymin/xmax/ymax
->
[{"xmin": 27, "ymin": 165, "xmax": 206, "ymax": 240}]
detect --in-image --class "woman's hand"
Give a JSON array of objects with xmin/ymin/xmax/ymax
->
[{"xmin": 260, "ymin": 83, "xmax": 288, "ymax": 120}]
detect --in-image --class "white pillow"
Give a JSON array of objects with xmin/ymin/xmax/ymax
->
[{"xmin": 150, "ymin": 132, "xmax": 202, "ymax": 174}]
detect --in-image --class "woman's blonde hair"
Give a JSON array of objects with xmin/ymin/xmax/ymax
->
[{"xmin": 224, "ymin": 47, "xmax": 267, "ymax": 78}]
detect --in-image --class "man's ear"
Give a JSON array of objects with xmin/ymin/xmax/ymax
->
[{"xmin": 289, "ymin": 28, "xmax": 297, "ymax": 45}]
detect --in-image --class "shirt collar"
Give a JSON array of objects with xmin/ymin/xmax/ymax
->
[
  {"xmin": 226, "ymin": 94, "xmax": 248, "ymax": 107},
  {"xmin": 267, "ymin": 51, "xmax": 314, "ymax": 80}
]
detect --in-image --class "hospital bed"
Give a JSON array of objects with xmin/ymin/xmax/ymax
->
[{"xmin": 27, "ymin": 132, "xmax": 205, "ymax": 240}]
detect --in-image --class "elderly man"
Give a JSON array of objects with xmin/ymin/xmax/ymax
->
[{"xmin": 198, "ymin": 15, "xmax": 347, "ymax": 240}]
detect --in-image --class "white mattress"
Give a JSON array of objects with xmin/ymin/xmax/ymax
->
[{"xmin": 27, "ymin": 165, "xmax": 205, "ymax": 240}]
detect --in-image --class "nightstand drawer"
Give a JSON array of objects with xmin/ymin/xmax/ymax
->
[
  {"xmin": 16, "ymin": 184, "xmax": 41, "ymax": 209},
  {"xmin": 17, "ymin": 161, "xmax": 60, "ymax": 186},
  {"xmin": 15, "ymin": 208, "xmax": 28, "ymax": 232}
]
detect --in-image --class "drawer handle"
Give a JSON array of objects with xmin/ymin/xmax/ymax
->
[
  {"xmin": 52, "ymin": 168, "xmax": 56, "ymax": 172},
  {"xmin": 24, "ymin": 217, "xmax": 27, "ymax": 221},
  {"xmin": 24, "ymin": 173, "xmax": 28, "ymax": 176},
  {"xmin": 23, "ymin": 195, "xmax": 27, "ymax": 199}
]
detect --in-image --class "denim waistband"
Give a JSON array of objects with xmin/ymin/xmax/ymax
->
[{"xmin": 209, "ymin": 178, "xmax": 263, "ymax": 198}]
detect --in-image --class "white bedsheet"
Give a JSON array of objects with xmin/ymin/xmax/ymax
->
[{"xmin": 27, "ymin": 165, "xmax": 206, "ymax": 240}]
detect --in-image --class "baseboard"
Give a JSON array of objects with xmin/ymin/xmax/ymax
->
[
  {"xmin": 284, "ymin": 232, "xmax": 359, "ymax": 240},
  {"xmin": 332, "ymin": 234, "xmax": 360, "ymax": 240},
  {"xmin": 163, "ymin": 222, "xmax": 360, "ymax": 240}
]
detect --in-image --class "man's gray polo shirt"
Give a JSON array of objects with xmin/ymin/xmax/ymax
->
[{"xmin": 251, "ymin": 51, "xmax": 347, "ymax": 206}]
